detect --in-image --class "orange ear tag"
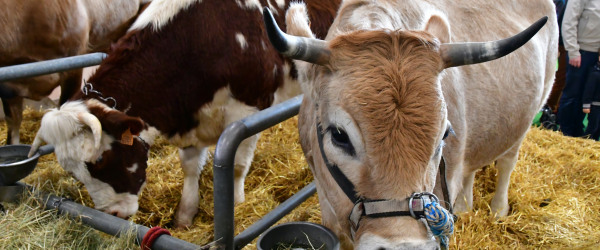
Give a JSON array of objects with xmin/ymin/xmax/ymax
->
[{"xmin": 121, "ymin": 128, "xmax": 134, "ymax": 146}]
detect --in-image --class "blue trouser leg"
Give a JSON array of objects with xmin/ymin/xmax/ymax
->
[
  {"xmin": 557, "ymin": 50, "xmax": 599, "ymax": 137},
  {"xmin": 586, "ymin": 106, "xmax": 600, "ymax": 140}
]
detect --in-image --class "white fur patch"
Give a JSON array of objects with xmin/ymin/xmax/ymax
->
[
  {"xmin": 129, "ymin": 0, "xmax": 201, "ymax": 31},
  {"xmin": 244, "ymin": 0, "xmax": 262, "ymax": 10},
  {"xmin": 127, "ymin": 163, "xmax": 139, "ymax": 173},
  {"xmin": 168, "ymin": 87, "xmax": 259, "ymax": 147},
  {"xmin": 139, "ymin": 126, "xmax": 161, "ymax": 146},
  {"xmin": 275, "ymin": 0, "xmax": 285, "ymax": 9},
  {"xmin": 235, "ymin": 33, "xmax": 248, "ymax": 50},
  {"xmin": 261, "ymin": 40, "xmax": 268, "ymax": 50},
  {"xmin": 273, "ymin": 63, "xmax": 302, "ymax": 105}
]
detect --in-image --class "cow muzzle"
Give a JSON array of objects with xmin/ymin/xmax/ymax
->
[
  {"xmin": 349, "ymin": 192, "xmax": 454, "ymax": 248},
  {"xmin": 96, "ymin": 193, "xmax": 139, "ymax": 219}
]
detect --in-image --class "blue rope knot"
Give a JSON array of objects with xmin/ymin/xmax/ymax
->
[{"xmin": 424, "ymin": 200, "xmax": 454, "ymax": 249}]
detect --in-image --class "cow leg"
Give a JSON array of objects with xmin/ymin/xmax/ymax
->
[
  {"xmin": 2, "ymin": 97, "xmax": 24, "ymax": 145},
  {"xmin": 453, "ymin": 170, "xmax": 476, "ymax": 213},
  {"xmin": 490, "ymin": 145, "xmax": 519, "ymax": 217},
  {"xmin": 175, "ymin": 146, "xmax": 208, "ymax": 228},
  {"xmin": 233, "ymin": 134, "xmax": 260, "ymax": 204}
]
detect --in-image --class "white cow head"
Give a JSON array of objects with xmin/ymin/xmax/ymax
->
[
  {"xmin": 264, "ymin": 3, "xmax": 546, "ymax": 249},
  {"xmin": 29, "ymin": 100, "xmax": 151, "ymax": 218}
]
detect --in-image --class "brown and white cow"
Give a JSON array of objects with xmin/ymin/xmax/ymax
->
[
  {"xmin": 265, "ymin": 0, "xmax": 557, "ymax": 248},
  {"xmin": 28, "ymin": 0, "xmax": 340, "ymax": 228},
  {"xmin": 0, "ymin": 0, "xmax": 150, "ymax": 145}
]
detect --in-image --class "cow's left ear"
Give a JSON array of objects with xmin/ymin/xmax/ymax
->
[
  {"xmin": 88, "ymin": 107, "xmax": 145, "ymax": 143},
  {"xmin": 424, "ymin": 14, "xmax": 451, "ymax": 44}
]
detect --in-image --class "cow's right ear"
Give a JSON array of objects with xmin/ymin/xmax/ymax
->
[
  {"xmin": 285, "ymin": 3, "xmax": 314, "ymax": 39},
  {"xmin": 424, "ymin": 14, "xmax": 451, "ymax": 44},
  {"xmin": 284, "ymin": 3, "xmax": 322, "ymax": 101}
]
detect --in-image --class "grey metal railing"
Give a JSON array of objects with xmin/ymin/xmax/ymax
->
[
  {"xmin": 213, "ymin": 95, "xmax": 314, "ymax": 249},
  {"xmin": 0, "ymin": 53, "xmax": 106, "ymax": 82}
]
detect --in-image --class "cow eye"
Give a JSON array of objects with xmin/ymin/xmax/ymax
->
[
  {"xmin": 443, "ymin": 129, "xmax": 450, "ymax": 140},
  {"xmin": 443, "ymin": 126, "xmax": 454, "ymax": 140},
  {"xmin": 328, "ymin": 126, "xmax": 355, "ymax": 156}
]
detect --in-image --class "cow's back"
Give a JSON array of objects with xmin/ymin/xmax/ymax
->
[{"xmin": 436, "ymin": 0, "xmax": 558, "ymax": 169}]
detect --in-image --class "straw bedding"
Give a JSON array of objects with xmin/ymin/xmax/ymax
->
[{"xmin": 2, "ymin": 107, "xmax": 599, "ymax": 249}]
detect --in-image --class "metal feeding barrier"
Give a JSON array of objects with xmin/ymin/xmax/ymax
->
[
  {"xmin": 212, "ymin": 95, "xmax": 316, "ymax": 249},
  {"xmin": 0, "ymin": 53, "xmax": 318, "ymax": 249}
]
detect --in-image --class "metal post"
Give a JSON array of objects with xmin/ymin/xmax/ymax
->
[
  {"xmin": 213, "ymin": 95, "xmax": 303, "ymax": 249},
  {"xmin": 0, "ymin": 53, "xmax": 106, "ymax": 82}
]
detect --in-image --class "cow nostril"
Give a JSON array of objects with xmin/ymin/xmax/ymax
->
[
  {"xmin": 377, "ymin": 248, "xmax": 387, "ymax": 250},
  {"xmin": 110, "ymin": 211, "xmax": 119, "ymax": 217}
]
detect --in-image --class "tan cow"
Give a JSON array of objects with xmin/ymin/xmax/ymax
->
[
  {"xmin": 0, "ymin": 0, "xmax": 150, "ymax": 144},
  {"xmin": 265, "ymin": 0, "xmax": 557, "ymax": 249}
]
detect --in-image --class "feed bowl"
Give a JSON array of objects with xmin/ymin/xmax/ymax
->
[
  {"xmin": 0, "ymin": 144, "xmax": 54, "ymax": 186},
  {"xmin": 257, "ymin": 222, "xmax": 340, "ymax": 250}
]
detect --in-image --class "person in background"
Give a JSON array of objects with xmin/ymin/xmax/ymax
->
[
  {"xmin": 582, "ymin": 52, "xmax": 600, "ymax": 140},
  {"xmin": 557, "ymin": 0, "xmax": 600, "ymax": 137},
  {"xmin": 545, "ymin": 0, "xmax": 568, "ymax": 113}
]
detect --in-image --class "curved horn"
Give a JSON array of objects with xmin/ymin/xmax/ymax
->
[
  {"xmin": 77, "ymin": 112, "xmax": 103, "ymax": 150},
  {"xmin": 440, "ymin": 16, "xmax": 548, "ymax": 68},
  {"xmin": 262, "ymin": 7, "xmax": 330, "ymax": 65},
  {"xmin": 27, "ymin": 133, "xmax": 45, "ymax": 158}
]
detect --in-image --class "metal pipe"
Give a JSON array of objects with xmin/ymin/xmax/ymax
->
[
  {"xmin": 0, "ymin": 53, "xmax": 106, "ymax": 82},
  {"xmin": 16, "ymin": 183, "xmax": 200, "ymax": 250},
  {"xmin": 233, "ymin": 182, "xmax": 316, "ymax": 248},
  {"xmin": 213, "ymin": 95, "xmax": 303, "ymax": 250}
]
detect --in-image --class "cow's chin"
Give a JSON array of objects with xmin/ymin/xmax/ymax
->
[
  {"xmin": 355, "ymin": 234, "xmax": 440, "ymax": 250},
  {"xmin": 352, "ymin": 217, "xmax": 439, "ymax": 250},
  {"xmin": 81, "ymin": 176, "xmax": 142, "ymax": 219},
  {"xmin": 101, "ymin": 194, "xmax": 140, "ymax": 219}
]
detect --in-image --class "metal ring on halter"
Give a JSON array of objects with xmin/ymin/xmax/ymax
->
[
  {"xmin": 409, "ymin": 192, "xmax": 440, "ymax": 219},
  {"xmin": 421, "ymin": 192, "xmax": 440, "ymax": 203}
]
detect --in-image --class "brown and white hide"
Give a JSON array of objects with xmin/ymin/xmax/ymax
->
[{"xmin": 29, "ymin": 0, "xmax": 341, "ymax": 229}]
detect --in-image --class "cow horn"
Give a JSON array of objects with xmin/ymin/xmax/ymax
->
[
  {"xmin": 262, "ymin": 7, "xmax": 330, "ymax": 65},
  {"xmin": 27, "ymin": 133, "xmax": 45, "ymax": 158},
  {"xmin": 77, "ymin": 112, "xmax": 103, "ymax": 150},
  {"xmin": 440, "ymin": 16, "xmax": 548, "ymax": 68}
]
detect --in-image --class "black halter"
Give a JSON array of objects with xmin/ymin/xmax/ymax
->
[{"xmin": 315, "ymin": 123, "xmax": 453, "ymax": 234}]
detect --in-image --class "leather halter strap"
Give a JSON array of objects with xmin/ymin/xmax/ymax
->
[{"xmin": 316, "ymin": 124, "xmax": 360, "ymax": 203}]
